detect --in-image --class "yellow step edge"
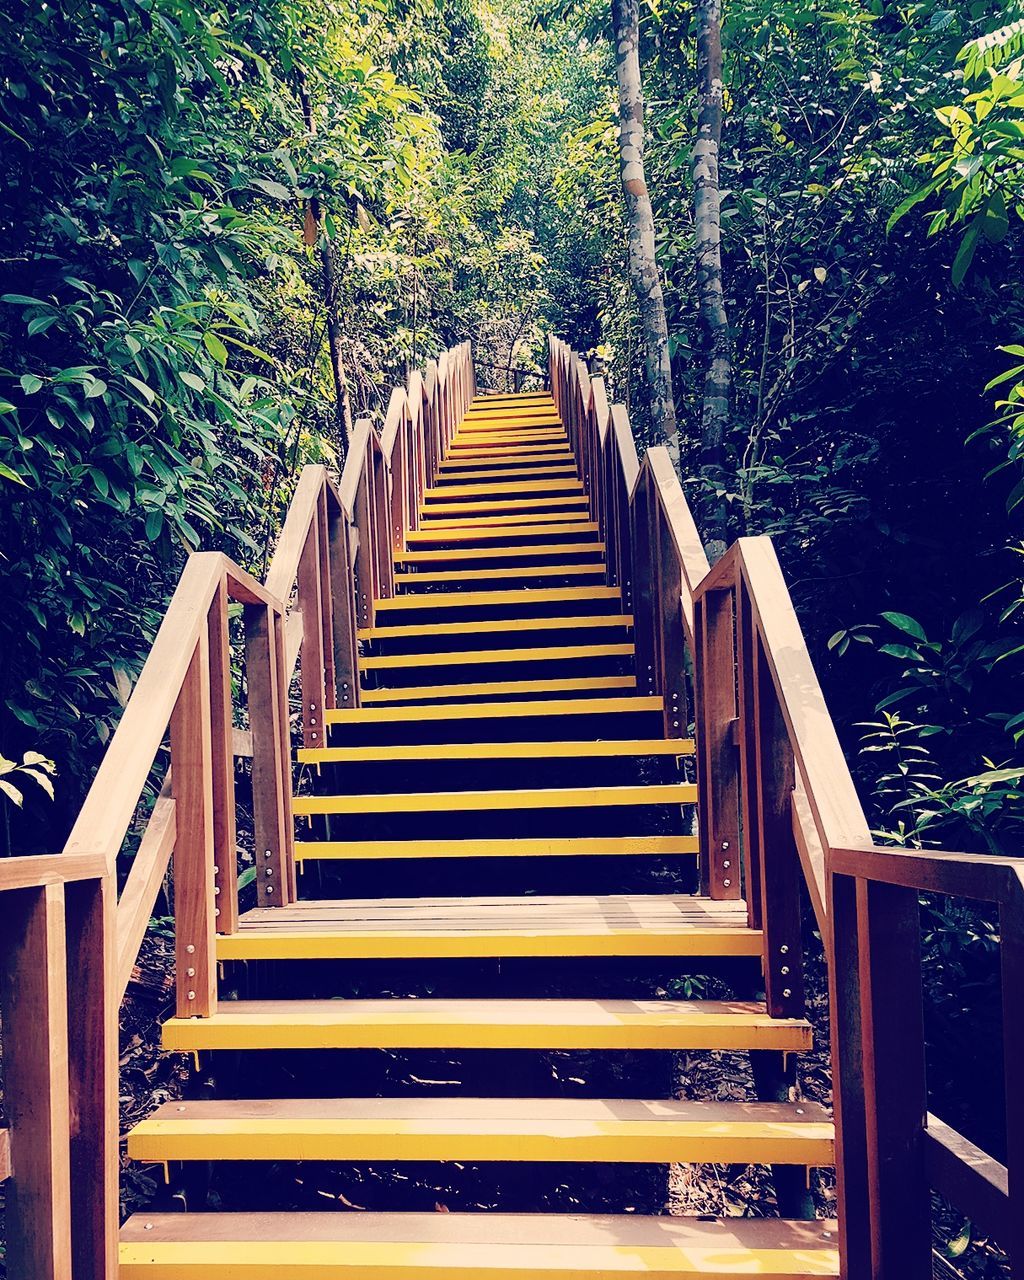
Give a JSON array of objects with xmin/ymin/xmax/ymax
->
[
  {"xmin": 394, "ymin": 541, "xmax": 604, "ymax": 564},
  {"xmin": 360, "ymin": 642, "xmax": 634, "ymax": 671},
  {"xmin": 129, "ymin": 1098, "xmax": 829, "ymax": 1167},
  {"xmin": 448, "ymin": 434, "xmax": 567, "ymax": 447},
  {"xmin": 444, "ymin": 445, "xmax": 574, "ymax": 458},
  {"xmin": 294, "ymin": 834, "xmax": 697, "ymax": 860},
  {"xmin": 298, "ymin": 737, "xmax": 690, "ymax": 763},
  {"xmin": 424, "ymin": 480, "xmax": 584, "ymax": 499},
  {"xmin": 373, "ymin": 586, "xmax": 621, "ymax": 610},
  {"xmin": 436, "ymin": 467, "xmax": 580, "ymax": 484},
  {"xmin": 416, "ymin": 512, "xmax": 592, "ymax": 530},
  {"xmin": 404, "ymin": 521, "xmax": 598, "ymax": 544},
  {"xmin": 419, "ymin": 496, "xmax": 589, "ymax": 516},
  {"xmin": 358, "ymin": 675, "xmax": 638, "ymax": 703},
  {"xmin": 292, "ymin": 782, "xmax": 696, "ymax": 816},
  {"xmin": 395, "ymin": 564, "xmax": 605, "ymax": 585},
  {"xmin": 356, "ymin": 612, "xmax": 632, "ymax": 639},
  {"xmin": 161, "ymin": 998, "xmax": 813, "ymax": 1053},
  {"xmin": 438, "ymin": 453, "xmax": 576, "ymax": 469},
  {"xmin": 120, "ymin": 1213, "xmax": 840, "ymax": 1279},
  {"xmin": 325, "ymin": 692, "xmax": 658, "ymax": 723}
]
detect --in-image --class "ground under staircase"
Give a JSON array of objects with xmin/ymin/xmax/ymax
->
[{"xmin": 117, "ymin": 391, "xmax": 840, "ymax": 1277}]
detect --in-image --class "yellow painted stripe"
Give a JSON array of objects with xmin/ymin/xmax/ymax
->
[
  {"xmin": 130, "ymin": 1108, "xmax": 829, "ymax": 1168},
  {"xmin": 394, "ymin": 542, "xmax": 604, "ymax": 564},
  {"xmin": 298, "ymin": 738, "xmax": 691, "ymax": 764},
  {"xmin": 160, "ymin": 1000, "xmax": 814, "ymax": 1053},
  {"xmin": 416, "ymin": 512, "xmax": 594, "ymax": 530},
  {"xmin": 292, "ymin": 783, "xmax": 696, "ymax": 816},
  {"xmin": 404, "ymin": 522, "xmax": 599, "ymax": 545},
  {"xmin": 395, "ymin": 564, "xmax": 605, "ymax": 584},
  {"xmin": 325, "ymin": 694, "xmax": 660, "ymax": 723},
  {"xmin": 358, "ymin": 675, "xmax": 638, "ymax": 703},
  {"xmin": 216, "ymin": 929, "xmax": 760, "ymax": 963},
  {"xmin": 436, "ymin": 467, "xmax": 579, "ymax": 484},
  {"xmin": 356, "ymin": 613, "xmax": 633, "ymax": 640},
  {"xmin": 374, "ymin": 586, "xmax": 621, "ymax": 611},
  {"xmin": 438, "ymin": 454, "xmax": 576, "ymax": 470},
  {"xmin": 294, "ymin": 835, "xmax": 698, "ymax": 860},
  {"xmin": 360, "ymin": 642, "xmax": 634, "ymax": 671},
  {"xmin": 419, "ymin": 496, "xmax": 589, "ymax": 516},
  {"xmin": 424, "ymin": 480, "xmax": 584, "ymax": 499}
]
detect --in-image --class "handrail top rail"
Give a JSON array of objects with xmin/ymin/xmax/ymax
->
[
  {"xmin": 0, "ymin": 850, "xmax": 109, "ymax": 893},
  {"xmin": 833, "ymin": 843, "xmax": 1024, "ymax": 902},
  {"xmin": 63, "ymin": 550, "xmax": 282, "ymax": 870}
]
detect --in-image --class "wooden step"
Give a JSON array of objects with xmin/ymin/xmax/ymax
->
[
  {"xmin": 357, "ymin": 676, "xmax": 638, "ymax": 704},
  {"xmin": 450, "ymin": 431, "xmax": 567, "ymax": 446},
  {"xmin": 299, "ymin": 737, "xmax": 689, "ymax": 764},
  {"xmin": 395, "ymin": 564, "xmax": 606, "ymax": 586},
  {"xmin": 356, "ymin": 612, "xmax": 632, "ymax": 641},
  {"xmin": 120, "ymin": 1212, "xmax": 840, "ymax": 1278},
  {"xmin": 437, "ymin": 454, "xmax": 576, "ymax": 472},
  {"xmin": 293, "ymin": 783, "xmax": 695, "ymax": 817},
  {"xmin": 360, "ymin": 643, "xmax": 634, "ymax": 671},
  {"xmin": 128, "ymin": 1097, "xmax": 830, "ymax": 1165},
  {"xmin": 325, "ymin": 694, "xmax": 660, "ymax": 724},
  {"xmin": 419, "ymin": 496, "xmax": 590, "ymax": 517},
  {"xmin": 423, "ymin": 480, "xmax": 584, "ymax": 500},
  {"xmin": 443, "ymin": 444, "xmax": 574, "ymax": 460},
  {"xmin": 404, "ymin": 522, "xmax": 598, "ymax": 546},
  {"xmin": 394, "ymin": 542, "xmax": 603, "ymax": 564},
  {"xmin": 374, "ymin": 586, "xmax": 621, "ymax": 612},
  {"xmin": 162, "ymin": 998, "xmax": 813, "ymax": 1052},
  {"xmin": 217, "ymin": 895, "xmax": 756, "ymax": 962},
  {"xmin": 295, "ymin": 834, "xmax": 699, "ymax": 861},
  {"xmin": 436, "ymin": 465, "xmax": 579, "ymax": 484}
]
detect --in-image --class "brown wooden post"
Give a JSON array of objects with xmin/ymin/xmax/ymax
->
[
  {"xmin": 695, "ymin": 585, "xmax": 741, "ymax": 898},
  {"xmin": 65, "ymin": 873, "xmax": 118, "ymax": 1280},
  {"xmin": 328, "ymin": 498, "xmax": 359, "ymax": 713},
  {"xmin": 207, "ymin": 579, "xmax": 238, "ymax": 934},
  {"xmin": 297, "ymin": 505, "xmax": 327, "ymax": 749},
  {"xmin": 630, "ymin": 469, "xmax": 657, "ymax": 695},
  {"xmin": 735, "ymin": 577, "xmax": 763, "ymax": 930},
  {"xmin": 170, "ymin": 633, "xmax": 218, "ymax": 1017},
  {"xmin": 316, "ymin": 486, "xmax": 337, "ymax": 711},
  {"xmin": 1001, "ymin": 879, "xmax": 1024, "ymax": 1275},
  {"xmin": 0, "ymin": 883, "xmax": 73, "ymax": 1279},
  {"xmin": 245, "ymin": 603, "xmax": 293, "ymax": 909},
  {"xmin": 859, "ymin": 878, "xmax": 930, "ymax": 1277},
  {"xmin": 829, "ymin": 869, "xmax": 872, "ymax": 1280},
  {"xmin": 273, "ymin": 607, "xmax": 298, "ymax": 903},
  {"xmin": 750, "ymin": 635, "xmax": 804, "ymax": 1019},
  {"xmin": 655, "ymin": 507, "xmax": 689, "ymax": 741},
  {"xmin": 353, "ymin": 462, "xmax": 374, "ymax": 630}
]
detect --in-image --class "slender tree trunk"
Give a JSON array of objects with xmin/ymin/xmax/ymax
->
[
  {"xmin": 692, "ymin": 0, "xmax": 730, "ymax": 554},
  {"xmin": 297, "ymin": 72, "xmax": 352, "ymax": 457},
  {"xmin": 610, "ymin": 0, "xmax": 679, "ymax": 463}
]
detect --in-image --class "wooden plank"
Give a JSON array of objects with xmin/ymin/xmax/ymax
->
[
  {"xmin": 129, "ymin": 1097, "xmax": 829, "ymax": 1166},
  {"xmin": 246, "ymin": 603, "xmax": 292, "ymax": 909},
  {"xmin": 394, "ymin": 542, "xmax": 603, "ymax": 564},
  {"xmin": 697, "ymin": 587, "xmax": 741, "ymax": 900},
  {"xmin": 357, "ymin": 613, "xmax": 632, "ymax": 641},
  {"xmin": 0, "ymin": 851, "xmax": 108, "ymax": 893},
  {"xmin": 115, "ymin": 789, "xmax": 176, "ymax": 1000},
  {"xmin": 65, "ymin": 874, "xmax": 119, "ymax": 1280},
  {"xmin": 404, "ymin": 522, "xmax": 597, "ymax": 544},
  {"xmin": 297, "ymin": 487, "xmax": 328, "ymax": 748},
  {"xmin": 394, "ymin": 564, "xmax": 606, "ymax": 585},
  {"xmin": 0, "ymin": 883, "xmax": 73, "ymax": 1280},
  {"xmin": 294, "ymin": 835, "xmax": 699, "ymax": 860},
  {"xmin": 169, "ymin": 633, "xmax": 217, "ymax": 1018},
  {"xmin": 161, "ymin": 997, "xmax": 813, "ymax": 1053},
  {"xmin": 418, "ymin": 510, "xmax": 592, "ymax": 529},
  {"xmin": 424, "ymin": 479, "xmax": 583, "ymax": 500},
  {"xmin": 436, "ymin": 465, "xmax": 579, "ymax": 483},
  {"xmin": 373, "ymin": 585, "xmax": 621, "ymax": 611},
  {"xmin": 923, "ymin": 1114, "xmax": 1008, "ymax": 1243},
  {"xmin": 120, "ymin": 1212, "xmax": 840, "ymax": 1278},
  {"xmin": 298, "ymin": 738, "xmax": 693, "ymax": 764},
  {"xmin": 292, "ymin": 782, "xmax": 696, "ymax": 816},
  {"xmin": 419, "ymin": 496, "xmax": 589, "ymax": 516},
  {"xmin": 0, "ymin": 1127, "xmax": 10, "ymax": 1181},
  {"xmin": 359, "ymin": 642, "xmax": 634, "ymax": 671},
  {"xmin": 357, "ymin": 675, "xmax": 637, "ymax": 703},
  {"xmin": 325, "ymin": 694, "xmax": 662, "ymax": 724}
]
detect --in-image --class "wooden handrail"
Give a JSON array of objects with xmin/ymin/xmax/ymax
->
[{"xmin": 549, "ymin": 332, "xmax": 1024, "ymax": 1278}]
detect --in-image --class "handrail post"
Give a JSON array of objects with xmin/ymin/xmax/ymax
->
[
  {"xmin": 297, "ymin": 496, "xmax": 328, "ymax": 750},
  {"xmin": 246, "ymin": 601, "xmax": 295, "ymax": 909},
  {"xmin": 655, "ymin": 506, "xmax": 690, "ymax": 741},
  {"xmin": 327, "ymin": 492, "xmax": 359, "ymax": 712},
  {"xmin": 694, "ymin": 581, "xmax": 741, "ymax": 896},
  {"xmin": 170, "ymin": 630, "xmax": 218, "ymax": 1017},
  {"xmin": 207, "ymin": 578, "xmax": 239, "ymax": 934},
  {"xmin": 630, "ymin": 469, "xmax": 658, "ymax": 695}
]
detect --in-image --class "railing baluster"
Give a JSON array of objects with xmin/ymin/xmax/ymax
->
[
  {"xmin": 207, "ymin": 578, "xmax": 239, "ymax": 934},
  {"xmin": 695, "ymin": 584, "xmax": 741, "ymax": 896},
  {"xmin": 246, "ymin": 603, "xmax": 293, "ymax": 909},
  {"xmin": 297, "ymin": 504, "xmax": 327, "ymax": 749},
  {"xmin": 170, "ymin": 632, "xmax": 218, "ymax": 1016},
  {"xmin": 316, "ymin": 485, "xmax": 337, "ymax": 712}
]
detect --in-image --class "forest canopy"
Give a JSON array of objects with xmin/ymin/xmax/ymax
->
[{"xmin": 0, "ymin": 0, "xmax": 1021, "ymax": 873}]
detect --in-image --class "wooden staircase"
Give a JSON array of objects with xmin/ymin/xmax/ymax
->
[{"xmin": 118, "ymin": 391, "xmax": 840, "ymax": 1277}]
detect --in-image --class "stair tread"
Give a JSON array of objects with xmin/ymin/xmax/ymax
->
[
  {"xmin": 294, "ymin": 835, "xmax": 699, "ymax": 860},
  {"xmin": 356, "ymin": 612, "xmax": 632, "ymax": 639},
  {"xmin": 360, "ymin": 642, "xmax": 633, "ymax": 670},
  {"xmin": 358, "ymin": 675, "xmax": 638, "ymax": 703},
  {"xmin": 293, "ymin": 783, "xmax": 696, "ymax": 815},
  {"xmin": 128, "ymin": 1097, "xmax": 832, "ymax": 1165},
  {"xmin": 404, "ymin": 523, "xmax": 596, "ymax": 545},
  {"xmin": 161, "ymin": 998, "xmax": 813, "ymax": 1053},
  {"xmin": 373, "ymin": 586, "xmax": 621, "ymax": 610},
  {"xmin": 298, "ymin": 737, "xmax": 690, "ymax": 763},
  {"xmin": 394, "ymin": 542, "xmax": 603, "ymax": 563},
  {"xmin": 326, "ymin": 694, "xmax": 661, "ymax": 723},
  {"xmin": 419, "ymin": 496, "xmax": 590, "ymax": 515},
  {"xmin": 120, "ymin": 1212, "xmax": 839, "ymax": 1276},
  {"xmin": 395, "ymin": 564, "xmax": 606, "ymax": 584}
]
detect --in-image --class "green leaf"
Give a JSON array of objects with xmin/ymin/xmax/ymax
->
[
  {"xmin": 0, "ymin": 460, "xmax": 26, "ymax": 485},
  {"xmin": 84, "ymin": 378, "xmax": 107, "ymax": 399},
  {"xmin": 145, "ymin": 508, "xmax": 164, "ymax": 541},
  {"xmin": 951, "ymin": 223, "xmax": 980, "ymax": 287},
  {"xmin": 0, "ymin": 779, "xmax": 24, "ymax": 807},
  {"xmin": 887, "ymin": 180, "xmax": 940, "ymax": 234},
  {"xmin": 20, "ymin": 373, "xmax": 43, "ymax": 395},
  {"xmin": 250, "ymin": 177, "xmax": 292, "ymax": 201},
  {"xmin": 237, "ymin": 865, "xmax": 257, "ymax": 890},
  {"xmin": 203, "ymin": 331, "xmax": 228, "ymax": 366},
  {"xmin": 880, "ymin": 611, "xmax": 928, "ymax": 641},
  {"xmin": 125, "ymin": 374, "xmax": 156, "ymax": 404},
  {"xmin": 180, "ymin": 370, "xmax": 206, "ymax": 392}
]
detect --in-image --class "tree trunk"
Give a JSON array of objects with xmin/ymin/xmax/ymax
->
[
  {"xmin": 610, "ymin": 0, "xmax": 679, "ymax": 462},
  {"xmin": 297, "ymin": 72, "xmax": 352, "ymax": 458},
  {"xmin": 692, "ymin": 0, "xmax": 730, "ymax": 555}
]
